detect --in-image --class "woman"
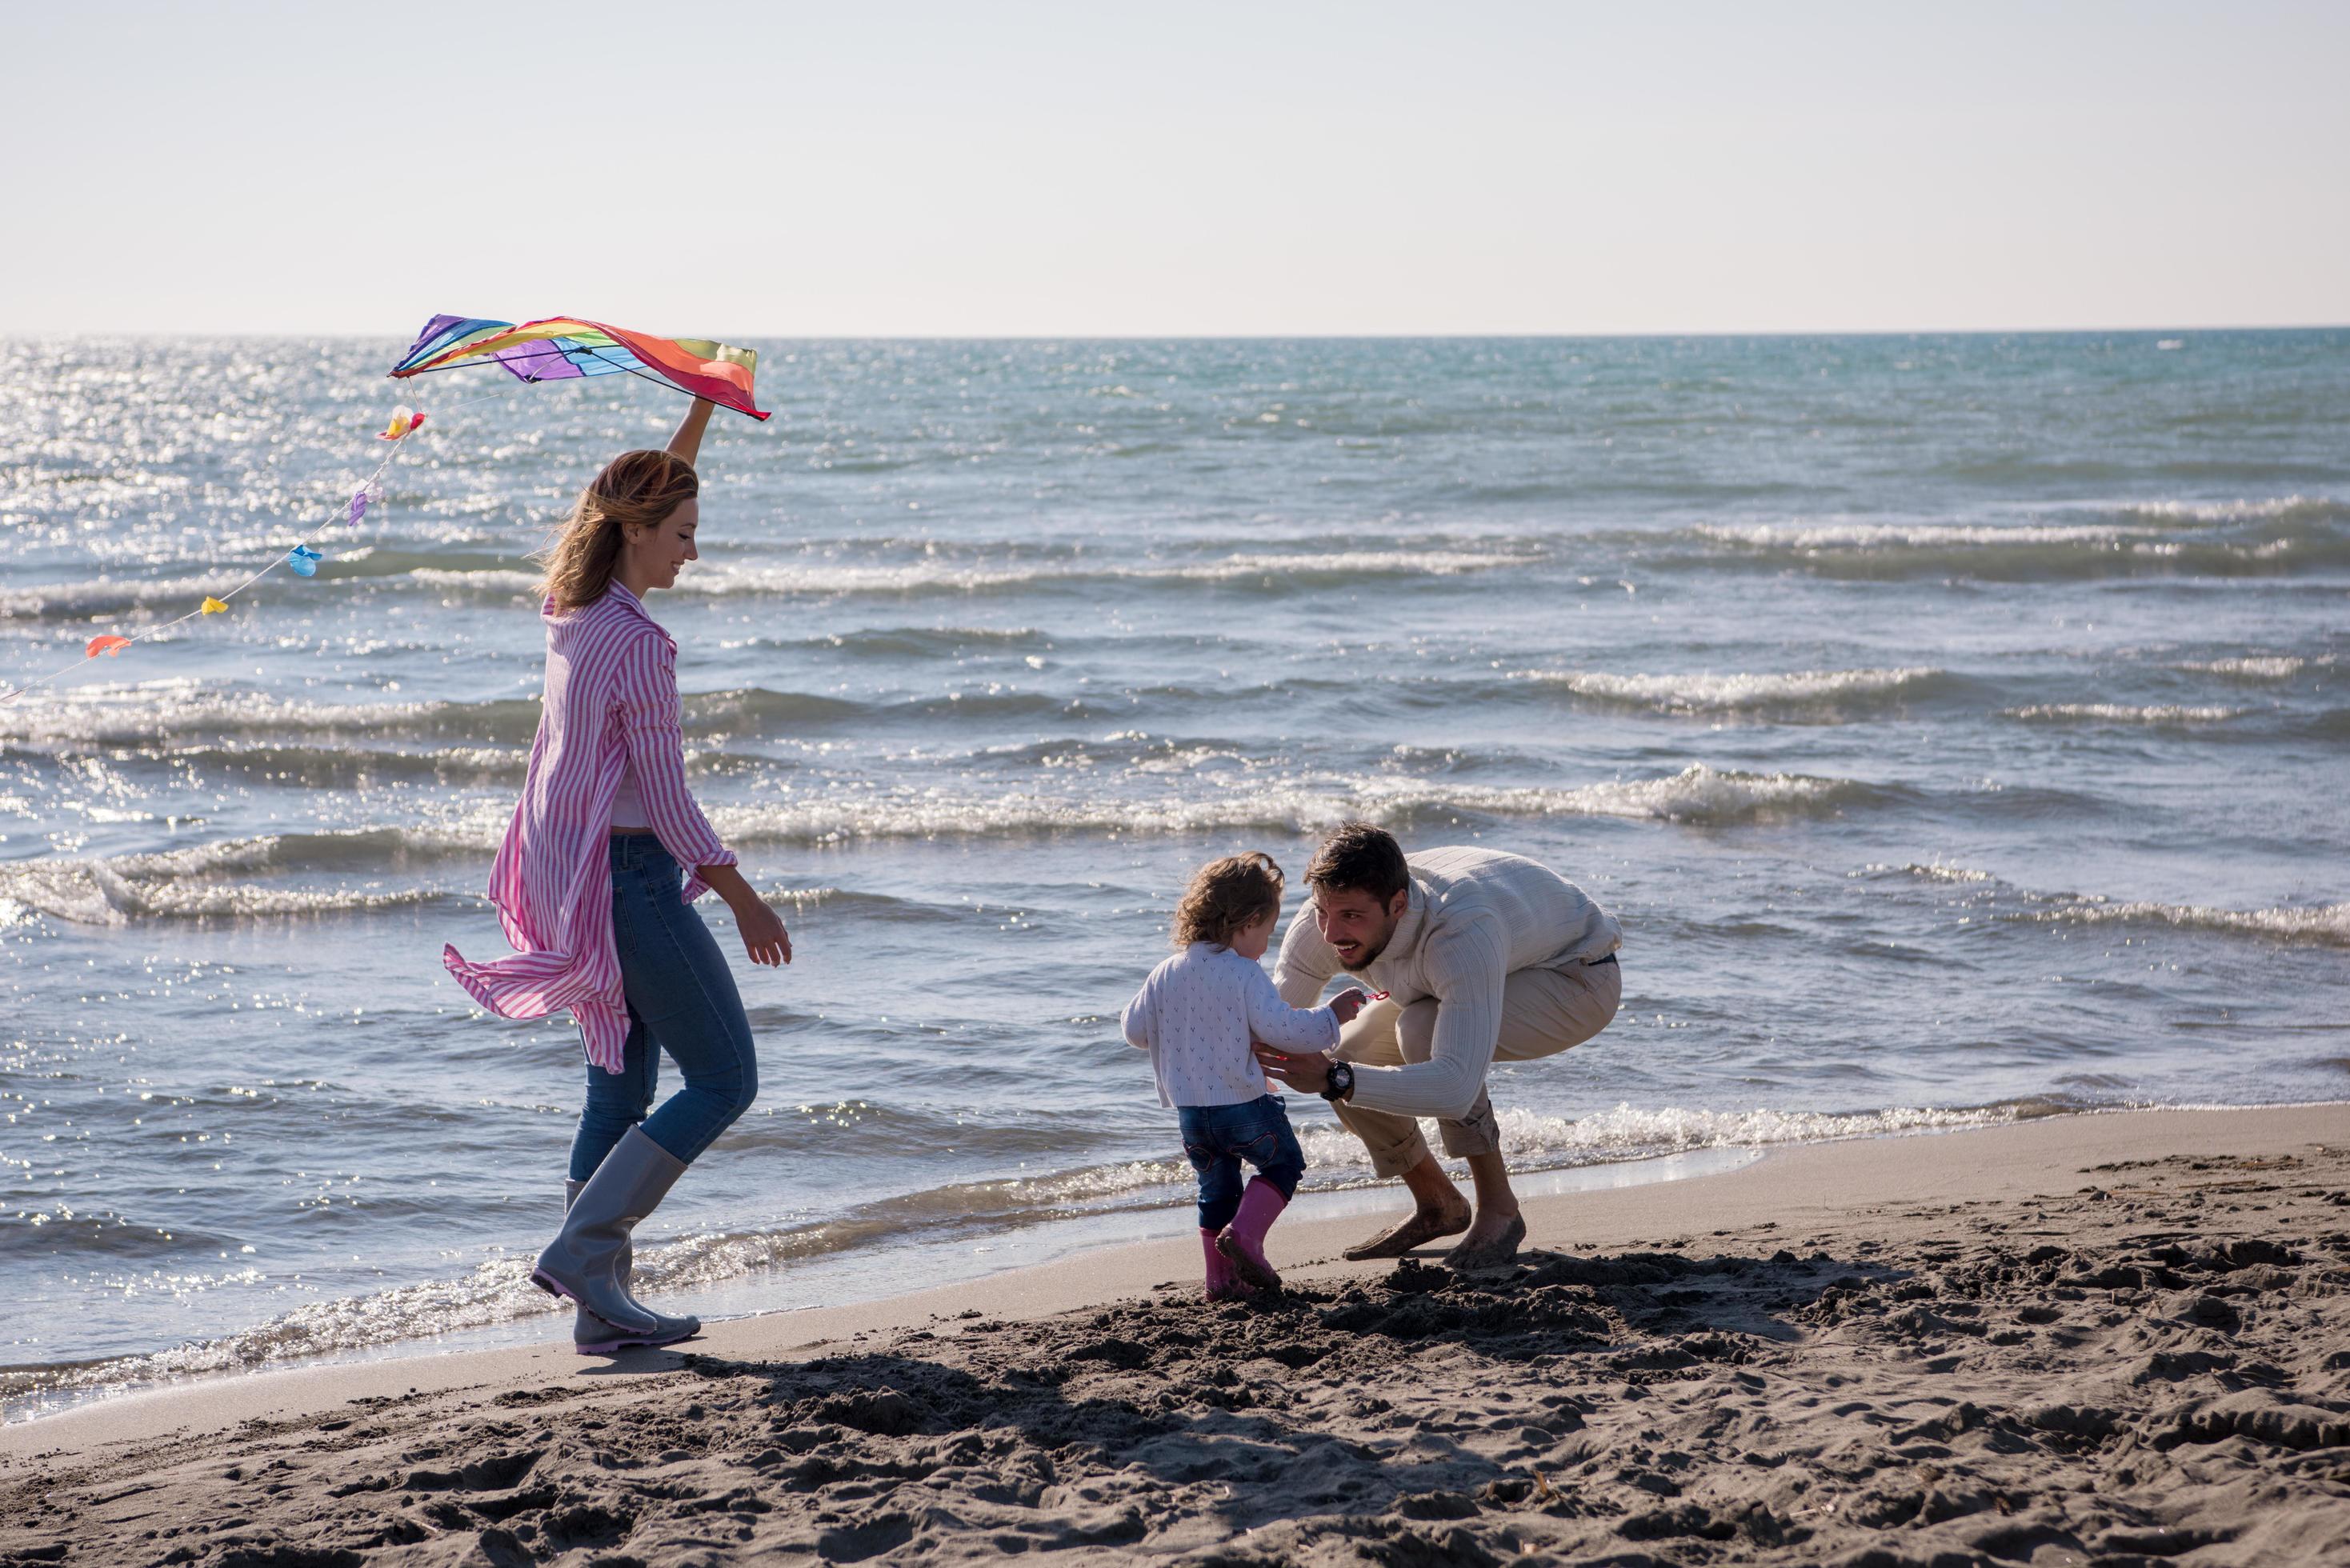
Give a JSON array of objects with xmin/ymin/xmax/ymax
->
[{"xmin": 444, "ymin": 398, "xmax": 791, "ymax": 1354}]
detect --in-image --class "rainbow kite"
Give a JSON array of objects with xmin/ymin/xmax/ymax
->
[{"xmin": 389, "ymin": 315, "xmax": 769, "ymax": 421}]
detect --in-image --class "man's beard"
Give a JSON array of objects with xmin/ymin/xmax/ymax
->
[{"xmin": 1339, "ymin": 932, "xmax": 1391, "ymax": 971}]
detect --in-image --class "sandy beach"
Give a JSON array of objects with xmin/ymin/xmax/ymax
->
[{"xmin": 5, "ymin": 1104, "xmax": 2345, "ymax": 1565}]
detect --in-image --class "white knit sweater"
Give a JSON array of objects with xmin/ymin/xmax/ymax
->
[{"xmin": 1272, "ymin": 846, "xmax": 1621, "ymax": 1118}]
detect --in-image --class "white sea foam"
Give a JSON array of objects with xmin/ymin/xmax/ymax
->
[
  {"xmin": 0, "ymin": 573, "xmax": 259, "ymax": 619},
  {"xmin": 707, "ymin": 764, "xmax": 1870, "ymax": 845},
  {"xmin": 1695, "ymin": 521, "xmax": 2149, "ymax": 550},
  {"xmin": 0, "ymin": 1254, "xmax": 565, "ymax": 1406},
  {"xmin": 1860, "ymin": 862, "xmax": 1996, "ymax": 885},
  {"xmin": 0, "ymin": 874, "xmax": 443, "ymax": 928},
  {"xmin": 399, "ymin": 550, "xmax": 1538, "ymax": 602},
  {"xmin": 0, "ymin": 679, "xmax": 458, "ymax": 746},
  {"xmin": 2119, "ymin": 495, "xmax": 2333, "ymax": 523},
  {"xmin": 0, "ymin": 830, "xmax": 491, "ymax": 926},
  {"xmin": 1296, "ymin": 1101, "xmax": 2023, "ymax": 1171},
  {"xmin": 407, "ymin": 567, "xmax": 538, "ymax": 594},
  {"xmin": 2, "ymin": 764, "xmax": 1871, "ymax": 926},
  {"xmin": 1, "ymin": 550, "xmax": 1535, "ymax": 629},
  {"xmin": 1695, "ymin": 497, "xmax": 2342, "ymax": 555},
  {"xmin": 1523, "ymin": 666, "xmax": 1939, "ymax": 710},
  {"xmin": 681, "ymin": 549, "xmax": 1536, "ymax": 597},
  {"xmin": 2024, "ymin": 899, "xmax": 2350, "ymax": 946},
  {"xmin": 2173, "ymin": 656, "xmax": 2308, "ymax": 680},
  {"xmin": 2003, "ymin": 703, "xmax": 2244, "ymax": 723}
]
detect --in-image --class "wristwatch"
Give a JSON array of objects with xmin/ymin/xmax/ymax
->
[{"xmin": 1319, "ymin": 1060, "xmax": 1355, "ymax": 1102}]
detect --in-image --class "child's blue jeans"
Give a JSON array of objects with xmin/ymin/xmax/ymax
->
[{"xmin": 1178, "ymin": 1094, "xmax": 1305, "ymax": 1232}]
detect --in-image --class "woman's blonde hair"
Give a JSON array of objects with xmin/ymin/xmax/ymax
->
[
  {"xmin": 535, "ymin": 449, "xmax": 699, "ymax": 611},
  {"xmin": 1173, "ymin": 851, "xmax": 1284, "ymax": 949}
]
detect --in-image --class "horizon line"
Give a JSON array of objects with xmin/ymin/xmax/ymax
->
[{"xmin": 4, "ymin": 322, "xmax": 2346, "ymax": 343}]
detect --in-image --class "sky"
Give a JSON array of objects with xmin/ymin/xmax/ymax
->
[{"xmin": 3, "ymin": 1, "xmax": 2344, "ymax": 336}]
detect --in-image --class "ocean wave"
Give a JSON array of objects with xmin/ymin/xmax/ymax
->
[
  {"xmin": 0, "ymin": 679, "xmax": 894, "ymax": 748},
  {"xmin": 1695, "ymin": 521, "xmax": 2149, "ymax": 550},
  {"xmin": 0, "ymin": 831, "xmax": 487, "ymax": 926},
  {"xmin": 1856, "ymin": 864, "xmax": 2350, "ymax": 948},
  {"xmin": 0, "ymin": 764, "xmax": 1883, "ymax": 925},
  {"xmin": 2116, "ymin": 495, "xmax": 2345, "ymax": 524},
  {"xmin": 708, "ymin": 765, "xmax": 1881, "ymax": 846},
  {"xmin": 2002, "ymin": 703, "xmax": 2244, "ymax": 724},
  {"xmin": 0, "ymin": 573, "xmax": 270, "ymax": 622},
  {"xmin": 0, "ymin": 873, "xmax": 450, "ymax": 928},
  {"xmin": 256, "ymin": 549, "xmax": 1548, "ymax": 606},
  {"xmin": 1683, "ymin": 510, "xmax": 2349, "ymax": 580},
  {"xmin": 1293, "ymin": 1100, "xmax": 2031, "ymax": 1172},
  {"xmin": 747, "ymin": 625, "xmax": 1049, "ymax": 659},
  {"xmin": 2021, "ymin": 898, "xmax": 2350, "ymax": 947},
  {"xmin": 0, "ymin": 545, "xmax": 1539, "ymax": 642},
  {"xmin": 681, "ymin": 549, "xmax": 1541, "ymax": 598},
  {"xmin": 2172, "ymin": 655, "xmax": 2311, "ymax": 680},
  {"xmin": 1522, "ymin": 666, "xmax": 1942, "ymax": 712},
  {"xmin": 764, "ymin": 885, "xmax": 973, "ymax": 924},
  {"xmin": 1859, "ymin": 861, "xmax": 1997, "ymax": 884},
  {"xmin": 0, "ymin": 680, "xmax": 541, "ymax": 747}
]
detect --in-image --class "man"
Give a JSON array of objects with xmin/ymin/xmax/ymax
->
[{"xmin": 1252, "ymin": 822, "xmax": 1622, "ymax": 1269}]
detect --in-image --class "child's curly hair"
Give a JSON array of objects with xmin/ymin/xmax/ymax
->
[{"xmin": 1172, "ymin": 851, "xmax": 1285, "ymax": 949}]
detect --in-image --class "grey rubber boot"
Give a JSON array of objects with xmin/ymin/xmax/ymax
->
[
  {"xmin": 563, "ymin": 1174, "xmax": 699, "ymax": 1353},
  {"xmin": 534, "ymin": 1126, "xmax": 699, "ymax": 1352}
]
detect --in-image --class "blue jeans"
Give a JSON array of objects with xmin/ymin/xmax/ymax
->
[
  {"xmin": 568, "ymin": 835, "xmax": 759, "ymax": 1179},
  {"xmin": 1178, "ymin": 1094, "xmax": 1305, "ymax": 1233}
]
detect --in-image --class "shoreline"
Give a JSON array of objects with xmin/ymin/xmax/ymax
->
[
  {"xmin": 6, "ymin": 1101, "xmax": 2345, "ymax": 1564},
  {"xmin": 2, "ymin": 1145, "xmax": 1772, "ymax": 1428},
  {"xmin": 6, "ymin": 1095, "xmax": 2067, "ymax": 1422},
  {"xmin": 4, "ymin": 1102, "xmax": 2338, "ymax": 1463},
  {"xmin": 0, "ymin": 1099, "xmax": 2219, "ymax": 1424}
]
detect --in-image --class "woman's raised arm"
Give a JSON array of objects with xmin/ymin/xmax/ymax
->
[{"xmin": 666, "ymin": 397, "xmax": 716, "ymax": 466}]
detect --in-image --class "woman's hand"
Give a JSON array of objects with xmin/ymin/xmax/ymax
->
[
  {"xmin": 1252, "ymin": 1043, "xmax": 1332, "ymax": 1094},
  {"xmin": 731, "ymin": 896, "xmax": 792, "ymax": 967},
  {"xmin": 699, "ymin": 865, "xmax": 792, "ymax": 966}
]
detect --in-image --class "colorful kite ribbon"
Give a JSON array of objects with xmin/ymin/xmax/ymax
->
[
  {"xmin": 387, "ymin": 314, "xmax": 769, "ymax": 422},
  {"xmin": 0, "ymin": 409, "xmax": 430, "ymax": 707}
]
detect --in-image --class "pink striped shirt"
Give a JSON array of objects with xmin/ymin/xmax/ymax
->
[{"xmin": 442, "ymin": 583, "xmax": 735, "ymax": 1073}]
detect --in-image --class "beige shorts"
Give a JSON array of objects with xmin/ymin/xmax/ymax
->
[{"xmin": 1329, "ymin": 958, "xmax": 1622, "ymax": 1178}]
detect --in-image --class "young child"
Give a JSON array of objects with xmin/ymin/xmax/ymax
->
[{"xmin": 1122, "ymin": 851, "xmax": 1367, "ymax": 1299}]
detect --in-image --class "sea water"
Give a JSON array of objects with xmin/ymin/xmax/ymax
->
[{"xmin": 2, "ymin": 331, "xmax": 2344, "ymax": 1410}]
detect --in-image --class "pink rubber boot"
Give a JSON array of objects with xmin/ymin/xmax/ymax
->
[
  {"xmin": 1203, "ymin": 1227, "xmax": 1252, "ymax": 1302},
  {"xmin": 1215, "ymin": 1179, "xmax": 1289, "ymax": 1293}
]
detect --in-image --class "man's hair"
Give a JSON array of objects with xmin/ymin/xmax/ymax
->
[
  {"xmin": 1306, "ymin": 822, "xmax": 1409, "ymax": 903},
  {"xmin": 1172, "ymin": 851, "xmax": 1285, "ymax": 949}
]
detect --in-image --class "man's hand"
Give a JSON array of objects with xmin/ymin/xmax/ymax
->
[{"xmin": 1253, "ymin": 1042, "xmax": 1331, "ymax": 1094}]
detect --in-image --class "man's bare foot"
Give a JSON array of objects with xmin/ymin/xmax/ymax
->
[
  {"xmin": 1341, "ymin": 1199, "xmax": 1471, "ymax": 1261},
  {"xmin": 1441, "ymin": 1210, "xmax": 1527, "ymax": 1271}
]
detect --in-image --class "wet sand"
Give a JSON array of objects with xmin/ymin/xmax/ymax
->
[{"xmin": 4, "ymin": 1105, "xmax": 2347, "ymax": 1566}]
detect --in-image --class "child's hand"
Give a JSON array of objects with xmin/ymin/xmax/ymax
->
[{"xmin": 1329, "ymin": 987, "xmax": 1371, "ymax": 1025}]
